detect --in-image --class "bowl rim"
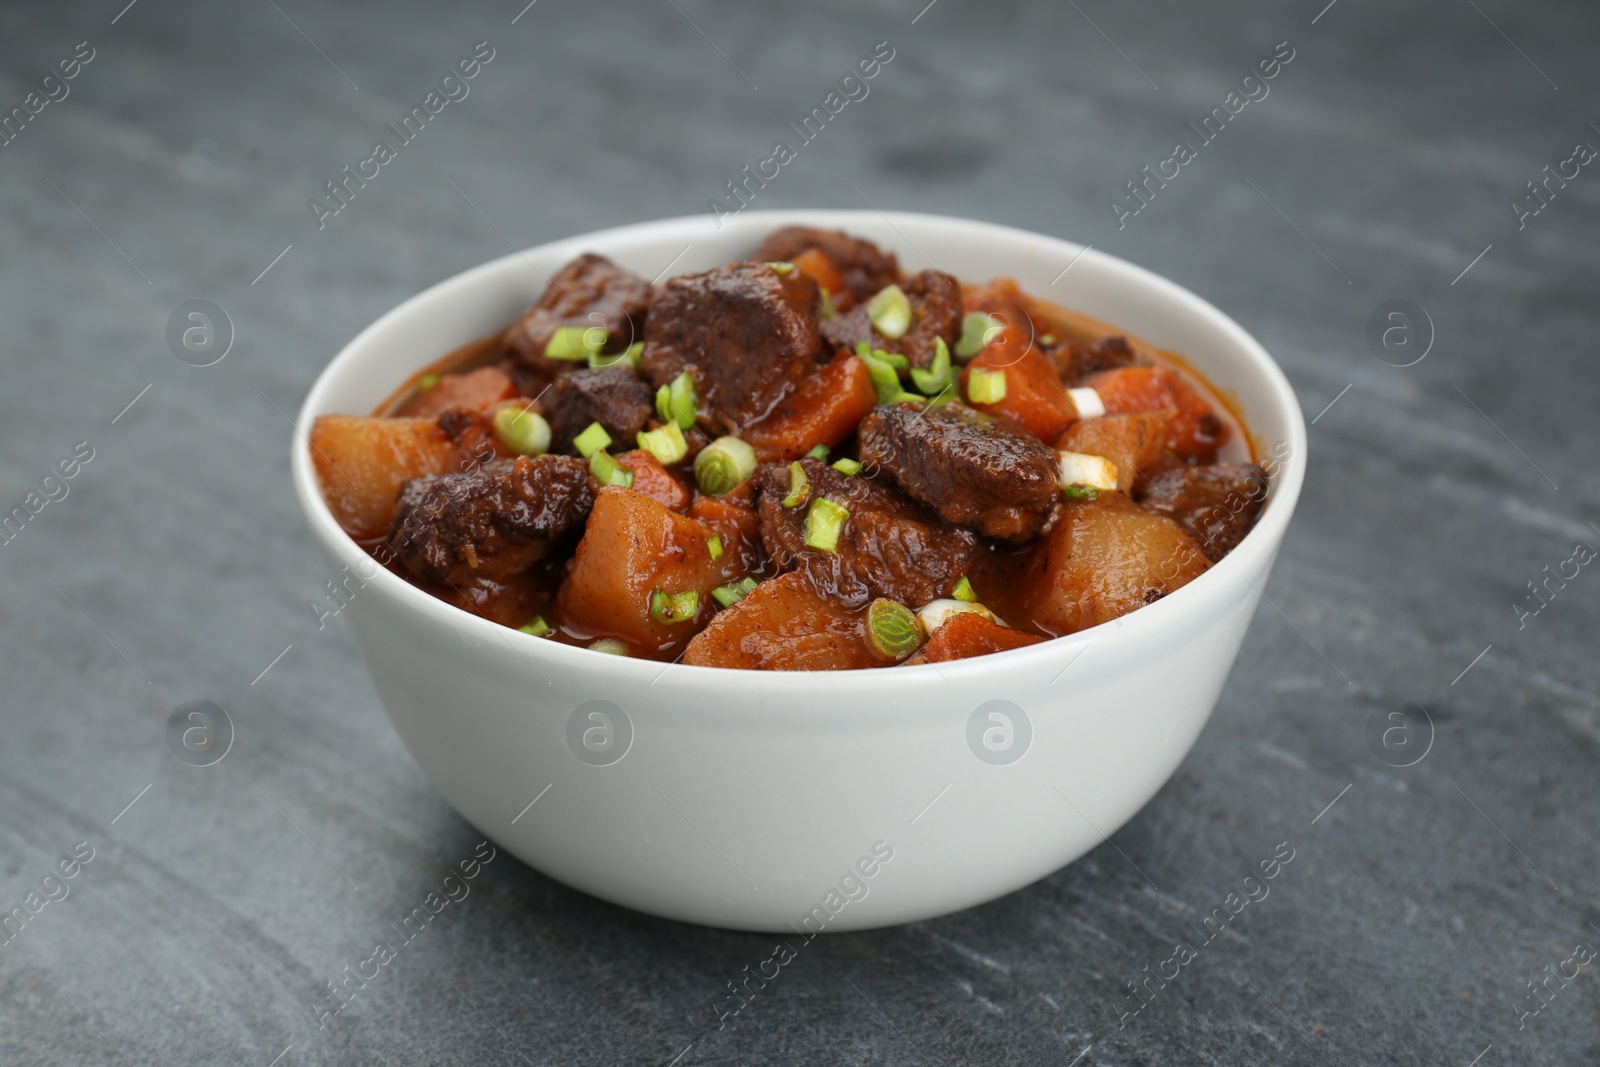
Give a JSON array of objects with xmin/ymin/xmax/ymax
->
[{"xmin": 291, "ymin": 208, "xmax": 1306, "ymax": 681}]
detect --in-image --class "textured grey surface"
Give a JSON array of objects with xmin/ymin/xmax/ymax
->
[{"xmin": 2, "ymin": 0, "xmax": 1598, "ymax": 1063}]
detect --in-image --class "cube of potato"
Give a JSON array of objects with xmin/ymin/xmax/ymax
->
[
  {"xmin": 310, "ymin": 415, "xmax": 458, "ymax": 541},
  {"xmin": 557, "ymin": 487, "xmax": 741, "ymax": 654},
  {"xmin": 1018, "ymin": 492, "xmax": 1208, "ymax": 634},
  {"xmin": 1054, "ymin": 412, "xmax": 1172, "ymax": 494}
]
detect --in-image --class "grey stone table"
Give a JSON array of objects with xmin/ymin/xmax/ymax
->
[{"xmin": 2, "ymin": 0, "xmax": 1596, "ymax": 1063}]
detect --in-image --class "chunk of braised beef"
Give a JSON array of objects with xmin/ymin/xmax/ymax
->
[
  {"xmin": 434, "ymin": 408, "xmax": 504, "ymax": 473},
  {"xmin": 819, "ymin": 269, "xmax": 962, "ymax": 369},
  {"xmin": 389, "ymin": 456, "xmax": 595, "ymax": 586},
  {"xmin": 539, "ymin": 365, "xmax": 654, "ymax": 453},
  {"xmin": 756, "ymin": 458, "xmax": 977, "ymax": 610},
  {"xmin": 858, "ymin": 402, "xmax": 1060, "ymax": 542},
  {"xmin": 817, "ymin": 315, "xmax": 866, "ymax": 360},
  {"xmin": 1136, "ymin": 462, "xmax": 1268, "ymax": 562},
  {"xmin": 640, "ymin": 261, "xmax": 822, "ymax": 432},
  {"xmin": 1048, "ymin": 335, "xmax": 1139, "ymax": 386},
  {"xmin": 751, "ymin": 226, "xmax": 900, "ymax": 303},
  {"xmin": 429, "ymin": 571, "xmax": 551, "ymax": 629},
  {"xmin": 503, "ymin": 253, "xmax": 653, "ymax": 386}
]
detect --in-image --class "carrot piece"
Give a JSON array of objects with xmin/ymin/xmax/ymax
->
[
  {"xmin": 1086, "ymin": 366, "xmax": 1228, "ymax": 458},
  {"xmin": 745, "ymin": 353, "xmax": 879, "ymax": 462},
  {"xmin": 682, "ymin": 571, "xmax": 877, "ymax": 670},
  {"xmin": 959, "ymin": 301, "xmax": 1076, "ymax": 442},
  {"xmin": 688, "ymin": 495, "xmax": 758, "ymax": 537},
  {"xmin": 908, "ymin": 612, "xmax": 1045, "ymax": 664},
  {"xmin": 960, "ymin": 345, "xmax": 1076, "ymax": 443},
  {"xmin": 613, "ymin": 449, "xmax": 691, "ymax": 512},
  {"xmin": 397, "ymin": 366, "xmax": 518, "ymax": 417},
  {"xmin": 790, "ymin": 248, "xmax": 854, "ymax": 311}
]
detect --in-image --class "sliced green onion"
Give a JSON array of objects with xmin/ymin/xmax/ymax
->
[
  {"xmin": 590, "ymin": 340, "xmax": 644, "ymax": 370},
  {"xmin": 573, "ymin": 421, "xmax": 612, "ymax": 458},
  {"xmin": 546, "ymin": 325, "xmax": 607, "ymax": 361},
  {"xmin": 655, "ymin": 372, "xmax": 698, "ymax": 430},
  {"xmin": 1067, "ymin": 386, "xmax": 1106, "ymax": 418},
  {"xmin": 589, "ymin": 637, "xmax": 629, "ymax": 656},
  {"xmin": 867, "ymin": 284, "xmax": 912, "ymax": 339},
  {"xmin": 832, "ymin": 457, "xmax": 862, "ymax": 476},
  {"xmin": 803, "ymin": 497, "xmax": 849, "ymax": 552},
  {"xmin": 767, "ymin": 261, "xmax": 796, "ymax": 275},
  {"xmin": 966, "ymin": 366, "xmax": 1007, "ymax": 405},
  {"xmin": 955, "ymin": 312, "xmax": 1004, "ymax": 360},
  {"xmin": 649, "ymin": 588, "xmax": 700, "ymax": 625},
  {"xmin": 417, "ymin": 373, "xmax": 440, "ymax": 392},
  {"xmin": 1058, "ymin": 450, "xmax": 1119, "ymax": 493},
  {"xmin": 1040, "ymin": 333, "xmax": 1057, "ymax": 346},
  {"xmin": 855, "ymin": 341, "xmax": 907, "ymax": 370},
  {"xmin": 1063, "ymin": 485, "xmax": 1099, "ymax": 501},
  {"xmin": 707, "ymin": 535, "xmax": 724, "ymax": 561},
  {"xmin": 806, "ymin": 444, "xmax": 831, "ymax": 460},
  {"xmin": 712, "ymin": 576, "xmax": 758, "ymax": 608},
  {"xmin": 589, "ymin": 449, "xmax": 634, "ymax": 488},
  {"xmin": 857, "ymin": 343, "xmax": 892, "ymax": 391},
  {"xmin": 918, "ymin": 598, "xmax": 998, "ymax": 632},
  {"xmin": 636, "ymin": 422, "xmax": 689, "ymax": 466},
  {"xmin": 951, "ymin": 576, "xmax": 977, "ymax": 602},
  {"xmin": 867, "ymin": 598, "xmax": 925, "ymax": 660},
  {"xmin": 518, "ymin": 616, "xmax": 552, "ymax": 637},
  {"xmin": 910, "ymin": 336, "xmax": 953, "ymax": 396},
  {"xmin": 493, "ymin": 406, "xmax": 552, "ymax": 456},
  {"xmin": 693, "ymin": 435, "xmax": 758, "ymax": 496},
  {"xmin": 782, "ymin": 461, "xmax": 810, "ymax": 508},
  {"xmin": 819, "ymin": 288, "xmax": 837, "ymax": 320},
  {"xmin": 856, "ymin": 346, "xmax": 923, "ymax": 407}
]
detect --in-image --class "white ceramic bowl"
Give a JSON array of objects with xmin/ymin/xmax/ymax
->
[{"xmin": 292, "ymin": 210, "xmax": 1305, "ymax": 932}]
